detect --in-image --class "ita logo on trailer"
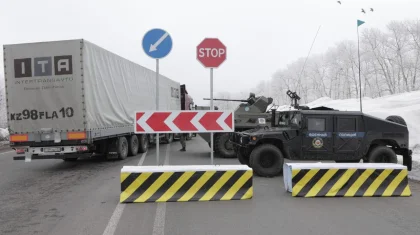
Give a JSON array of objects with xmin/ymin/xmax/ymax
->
[
  {"xmin": 14, "ymin": 55, "xmax": 73, "ymax": 78},
  {"xmin": 142, "ymin": 28, "xmax": 173, "ymax": 59}
]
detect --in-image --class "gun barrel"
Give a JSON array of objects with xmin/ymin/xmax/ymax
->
[{"xmin": 203, "ymin": 98, "xmax": 248, "ymax": 102}]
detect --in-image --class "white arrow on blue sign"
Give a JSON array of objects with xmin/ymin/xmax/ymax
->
[{"xmin": 142, "ymin": 28, "xmax": 173, "ymax": 59}]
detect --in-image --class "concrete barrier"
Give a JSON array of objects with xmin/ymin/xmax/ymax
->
[
  {"xmin": 283, "ymin": 163, "xmax": 412, "ymax": 197},
  {"xmin": 120, "ymin": 165, "xmax": 253, "ymax": 203}
]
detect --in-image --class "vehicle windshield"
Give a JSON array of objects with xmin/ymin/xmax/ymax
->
[{"xmin": 278, "ymin": 112, "xmax": 301, "ymax": 128}]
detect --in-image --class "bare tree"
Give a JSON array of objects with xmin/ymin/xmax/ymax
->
[{"xmin": 218, "ymin": 19, "xmax": 420, "ymax": 108}]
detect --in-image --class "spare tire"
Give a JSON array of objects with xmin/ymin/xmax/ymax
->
[
  {"xmin": 249, "ymin": 144, "xmax": 283, "ymax": 177},
  {"xmin": 386, "ymin": 115, "xmax": 407, "ymax": 126},
  {"xmin": 367, "ymin": 146, "xmax": 397, "ymax": 163}
]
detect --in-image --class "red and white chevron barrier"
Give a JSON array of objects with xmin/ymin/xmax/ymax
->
[{"xmin": 134, "ymin": 111, "xmax": 234, "ymax": 133}]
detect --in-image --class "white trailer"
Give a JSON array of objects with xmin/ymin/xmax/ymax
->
[{"xmin": 3, "ymin": 39, "xmax": 190, "ymax": 161}]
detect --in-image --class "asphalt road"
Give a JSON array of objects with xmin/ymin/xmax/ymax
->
[{"xmin": 0, "ymin": 137, "xmax": 420, "ymax": 235}]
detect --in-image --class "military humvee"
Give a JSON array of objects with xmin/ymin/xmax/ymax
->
[{"xmin": 229, "ymin": 91, "xmax": 413, "ymax": 177}]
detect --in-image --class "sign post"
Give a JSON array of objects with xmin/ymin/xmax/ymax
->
[
  {"xmin": 196, "ymin": 38, "xmax": 227, "ymax": 164},
  {"xmin": 142, "ymin": 28, "xmax": 173, "ymax": 165}
]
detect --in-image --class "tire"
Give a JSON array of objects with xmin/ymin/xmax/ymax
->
[
  {"xmin": 138, "ymin": 134, "xmax": 149, "ymax": 153},
  {"xmin": 249, "ymin": 144, "xmax": 283, "ymax": 177},
  {"xmin": 386, "ymin": 115, "xmax": 407, "ymax": 126},
  {"xmin": 128, "ymin": 135, "xmax": 139, "ymax": 157},
  {"xmin": 367, "ymin": 146, "xmax": 398, "ymax": 163},
  {"xmin": 214, "ymin": 133, "xmax": 236, "ymax": 158},
  {"xmin": 117, "ymin": 136, "xmax": 129, "ymax": 160},
  {"xmin": 237, "ymin": 148, "xmax": 250, "ymax": 166}
]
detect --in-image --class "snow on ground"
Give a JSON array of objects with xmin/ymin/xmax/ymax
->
[{"xmin": 0, "ymin": 128, "xmax": 8, "ymax": 141}]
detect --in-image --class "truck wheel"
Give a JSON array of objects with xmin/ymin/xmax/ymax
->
[
  {"xmin": 138, "ymin": 134, "xmax": 149, "ymax": 153},
  {"xmin": 117, "ymin": 136, "xmax": 129, "ymax": 160},
  {"xmin": 214, "ymin": 133, "xmax": 236, "ymax": 158},
  {"xmin": 128, "ymin": 135, "xmax": 139, "ymax": 157},
  {"xmin": 367, "ymin": 146, "xmax": 398, "ymax": 163},
  {"xmin": 386, "ymin": 115, "xmax": 407, "ymax": 126},
  {"xmin": 249, "ymin": 144, "xmax": 283, "ymax": 177}
]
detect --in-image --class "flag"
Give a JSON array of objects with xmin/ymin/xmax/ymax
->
[{"xmin": 357, "ymin": 20, "xmax": 365, "ymax": 27}]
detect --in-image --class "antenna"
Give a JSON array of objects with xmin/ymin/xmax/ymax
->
[{"xmin": 296, "ymin": 25, "xmax": 322, "ymax": 94}]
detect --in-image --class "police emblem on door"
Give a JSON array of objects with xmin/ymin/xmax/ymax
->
[{"xmin": 312, "ymin": 137, "xmax": 323, "ymax": 149}]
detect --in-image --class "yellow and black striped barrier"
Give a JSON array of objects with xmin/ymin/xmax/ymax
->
[
  {"xmin": 120, "ymin": 165, "xmax": 253, "ymax": 203},
  {"xmin": 283, "ymin": 163, "xmax": 411, "ymax": 197}
]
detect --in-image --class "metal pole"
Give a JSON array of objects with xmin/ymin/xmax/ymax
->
[
  {"xmin": 156, "ymin": 59, "xmax": 160, "ymax": 165},
  {"xmin": 210, "ymin": 68, "xmax": 214, "ymax": 165},
  {"xmin": 357, "ymin": 26, "xmax": 363, "ymax": 113}
]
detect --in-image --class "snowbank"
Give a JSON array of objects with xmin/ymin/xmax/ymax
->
[{"xmin": 0, "ymin": 128, "xmax": 8, "ymax": 141}]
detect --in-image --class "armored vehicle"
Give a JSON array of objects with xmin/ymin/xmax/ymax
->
[
  {"xmin": 230, "ymin": 91, "xmax": 413, "ymax": 177},
  {"xmin": 198, "ymin": 93, "xmax": 277, "ymax": 158}
]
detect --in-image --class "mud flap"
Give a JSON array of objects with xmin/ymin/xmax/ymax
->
[
  {"xmin": 403, "ymin": 150, "xmax": 412, "ymax": 171},
  {"xmin": 25, "ymin": 152, "xmax": 32, "ymax": 162}
]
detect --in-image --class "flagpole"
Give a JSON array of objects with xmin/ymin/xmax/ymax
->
[{"xmin": 357, "ymin": 20, "xmax": 364, "ymax": 113}]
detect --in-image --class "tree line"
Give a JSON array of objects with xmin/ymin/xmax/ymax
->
[{"xmin": 228, "ymin": 19, "xmax": 420, "ymax": 108}]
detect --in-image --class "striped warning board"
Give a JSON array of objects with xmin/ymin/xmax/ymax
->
[
  {"xmin": 120, "ymin": 165, "xmax": 253, "ymax": 203},
  {"xmin": 283, "ymin": 163, "xmax": 411, "ymax": 197}
]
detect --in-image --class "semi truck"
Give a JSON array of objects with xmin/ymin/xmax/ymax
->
[{"xmin": 3, "ymin": 39, "xmax": 193, "ymax": 161}]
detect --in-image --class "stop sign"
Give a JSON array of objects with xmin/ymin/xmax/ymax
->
[{"xmin": 197, "ymin": 38, "xmax": 227, "ymax": 68}]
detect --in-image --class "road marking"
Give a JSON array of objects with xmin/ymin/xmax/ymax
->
[
  {"xmin": 152, "ymin": 144, "xmax": 170, "ymax": 235},
  {"xmin": 0, "ymin": 150, "xmax": 14, "ymax": 155},
  {"xmin": 102, "ymin": 152, "xmax": 147, "ymax": 235}
]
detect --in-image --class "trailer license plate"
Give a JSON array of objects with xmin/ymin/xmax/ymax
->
[{"xmin": 44, "ymin": 147, "xmax": 61, "ymax": 152}]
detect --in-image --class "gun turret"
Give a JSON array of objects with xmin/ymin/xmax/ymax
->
[
  {"xmin": 203, "ymin": 92, "xmax": 273, "ymax": 113},
  {"xmin": 286, "ymin": 90, "xmax": 309, "ymax": 110}
]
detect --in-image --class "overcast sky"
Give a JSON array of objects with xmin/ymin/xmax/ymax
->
[{"xmin": 1, "ymin": 0, "xmax": 419, "ymax": 105}]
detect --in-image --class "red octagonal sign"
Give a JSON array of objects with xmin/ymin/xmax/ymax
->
[{"xmin": 197, "ymin": 38, "xmax": 227, "ymax": 68}]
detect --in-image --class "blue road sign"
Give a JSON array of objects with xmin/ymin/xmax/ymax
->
[{"xmin": 142, "ymin": 28, "xmax": 173, "ymax": 59}]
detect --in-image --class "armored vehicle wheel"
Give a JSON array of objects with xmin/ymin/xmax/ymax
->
[
  {"xmin": 386, "ymin": 115, "xmax": 407, "ymax": 126},
  {"xmin": 215, "ymin": 133, "xmax": 236, "ymax": 158},
  {"xmin": 237, "ymin": 149, "xmax": 250, "ymax": 166},
  {"xmin": 249, "ymin": 144, "xmax": 283, "ymax": 177},
  {"xmin": 367, "ymin": 146, "xmax": 397, "ymax": 163},
  {"xmin": 128, "ymin": 135, "xmax": 139, "ymax": 156},
  {"xmin": 117, "ymin": 136, "xmax": 129, "ymax": 160},
  {"xmin": 138, "ymin": 134, "xmax": 149, "ymax": 153}
]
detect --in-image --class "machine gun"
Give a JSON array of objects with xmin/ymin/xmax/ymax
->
[{"xmin": 286, "ymin": 90, "xmax": 309, "ymax": 110}]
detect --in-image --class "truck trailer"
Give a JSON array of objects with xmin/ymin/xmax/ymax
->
[{"xmin": 3, "ymin": 39, "xmax": 192, "ymax": 161}]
